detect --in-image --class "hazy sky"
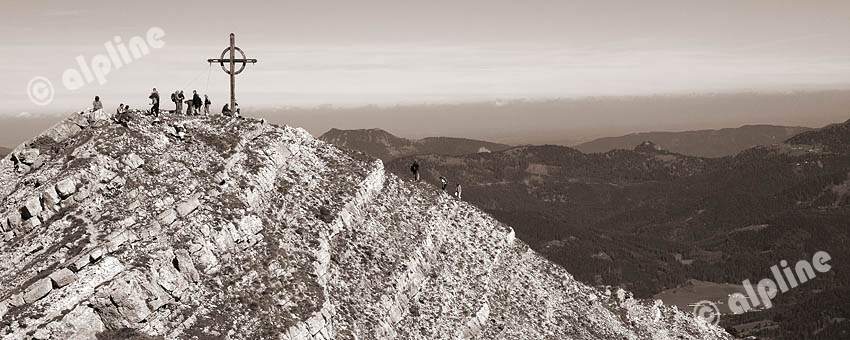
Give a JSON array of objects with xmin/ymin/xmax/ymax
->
[{"xmin": 1, "ymin": 0, "xmax": 849, "ymax": 117}]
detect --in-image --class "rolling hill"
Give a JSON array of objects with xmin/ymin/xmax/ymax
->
[
  {"xmin": 575, "ymin": 125, "xmax": 813, "ymax": 157},
  {"xmin": 319, "ymin": 128, "xmax": 512, "ymax": 162}
]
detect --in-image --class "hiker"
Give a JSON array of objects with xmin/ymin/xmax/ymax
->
[
  {"xmin": 172, "ymin": 122, "xmax": 187, "ymax": 140},
  {"xmin": 115, "ymin": 107, "xmax": 131, "ymax": 127},
  {"xmin": 117, "ymin": 103, "xmax": 125, "ymax": 115},
  {"xmin": 410, "ymin": 161, "xmax": 420, "ymax": 181},
  {"xmin": 192, "ymin": 90, "xmax": 202, "ymax": 115},
  {"xmin": 222, "ymin": 103, "xmax": 231, "ymax": 115},
  {"xmin": 203, "ymin": 95, "xmax": 211, "ymax": 115},
  {"xmin": 454, "ymin": 184, "xmax": 462, "ymax": 200},
  {"xmin": 177, "ymin": 90, "xmax": 185, "ymax": 114},
  {"xmin": 149, "ymin": 88, "xmax": 160, "ymax": 117},
  {"xmin": 92, "ymin": 96, "xmax": 103, "ymax": 111},
  {"xmin": 171, "ymin": 90, "xmax": 178, "ymax": 113},
  {"xmin": 440, "ymin": 176, "xmax": 448, "ymax": 191},
  {"xmin": 185, "ymin": 98, "xmax": 194, "ymax": 115},
  {"xmin": 233, "ymin": 102, "xmax": 241, "ymax": 118}
]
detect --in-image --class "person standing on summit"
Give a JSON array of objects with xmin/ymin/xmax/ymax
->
[
  {"xmin": 410, "ymin": 161, "xmax": 420, "ymax": 181},
  {"xmin": 149, "ymin": 88, "xmax": 160, "ymax": 117},
  {"xmin": 203, "ymin": 95, "xmax": 211, "ymax": 115},
  {"xmin": 192, "ymin": 90, "xmax": 202, "ymax": 115},
  {"xmin": 177, "ymin": 90, "xmax": 185, "ymax": 114}
]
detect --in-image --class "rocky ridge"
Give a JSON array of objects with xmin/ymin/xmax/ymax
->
[{"xmin": 0, "ymin": 111, "xmax": 732, "ymax": 339}]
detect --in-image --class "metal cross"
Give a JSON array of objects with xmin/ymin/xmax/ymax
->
[{"xmin": 207, "ymin": 33, "xmax": 258, "ymax": 113}]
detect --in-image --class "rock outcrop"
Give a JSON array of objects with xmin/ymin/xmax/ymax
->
[{"xmin": 0, "ymin": 111, "xmax": 732, "ymax": 339}]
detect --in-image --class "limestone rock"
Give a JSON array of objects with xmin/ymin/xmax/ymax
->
[
  {"xmin": 24, "ymin": 277, "xmax": 52, "ymax": 304},
  {"xmin": 22, "ymin": 196, "xmax": 43, "ymax": 219},
  {"xmin": 16, "ymin": 148, "xmax": 40, "ymax": 165},
  {"xmin": 55, "ymin": 178, "xmax": 77, "ymax": 198},
  {"xmin": 157, "ymin": 209, "xmax": 178, "ymax": 225},
  {"xmin": 67, "ymin": 113, "xmax": 90, "ymax": 128},
  {"xmin": 0, "ymin": 300, "xmax": 8, "ymax": 319},
  {"xmin": 46, "ymin": 121, "xmax": 82, "ymax": 143},
  {"xmin": 8, "ymin": 293, "xmax": 25, "ymax": 307},
  {"xmin": 21, "ymin": 216, "xmax": 41, "ymax": 232},
  {"xmin": 49, "ymin": 268, "xmax": 78, "ymax": 288},
  {"xmin": 68, "ymin": 252, "xmax": 93, "ymax": 272},
  {"xmin": 174, "ymin": 249, "xmax": 201, "ymax": 283},
  {"xmin": 237, "ymin": 215, "xmax": 263, "ymax": 236},
  {"xmin": 6, "ymin": 212, "xmax": 22, "ymax": 229},
  {"xmin": 92, "ymin": 274, "xmax": 152, "ymax": 326},
  {"xmin": 122, "ymin": 153, "xmax": 144, "ymax": 169},
  {"xmin": 176, "ymin": 197, "xmax": 200, "ymax": 217},
  {"xmin": 46, "ymin": 305, "xmax": 105, "ymax": 340}
]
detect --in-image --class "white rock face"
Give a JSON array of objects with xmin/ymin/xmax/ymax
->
[
  {"xmin": 0, "ymin": 113, "xmax": 732, "ymax": 340},
  {"xmin": 56, "ymin": 178, "xmax": 77, "ymax": 198}
]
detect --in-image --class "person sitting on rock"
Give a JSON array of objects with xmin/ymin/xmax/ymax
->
[
  {"xmin": 92, "ymin": 96, "xmax": 103, "ymax": 111},
  {"xmin": 117, "ymin": 103, "xmax": 125, "ymax": 115},
  {"xmin": 222, "ymin": 103, "xmax": 231, "ymax": 116},
  {"xmin": 115, "ymin": 109, "xmax": 131, "ymax": 128},
  {"xmin": 440, "ymin": 176, "xmax": 448, "ymax": 191},
  {"xmin": 454, "ymin": 184, "xmax": 462, "ymax": 200},
  {"xmin": 172, "ymin": 122, "xmax": 187, "ymax": 140}
]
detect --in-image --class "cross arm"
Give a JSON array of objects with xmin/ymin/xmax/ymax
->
[{"xmin": 208, "ymin": 58, "xmax": 258, "ymax": 63}]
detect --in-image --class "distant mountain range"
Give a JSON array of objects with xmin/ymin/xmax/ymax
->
[
  {"xmin": 575, "ymin": 125, "xmax": 813, "ymax": 157},
  {"xmin": 319, "ymin": 128, "xmax": 512, "ymax": 162},
  {"xmin": 350, "ymin": 121, "xmax": 850, "ymax": 340}
]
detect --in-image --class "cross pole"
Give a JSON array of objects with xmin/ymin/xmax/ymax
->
[{"xmin": 207, "ymin": 33, "xmax": 258, "ymax": 113}]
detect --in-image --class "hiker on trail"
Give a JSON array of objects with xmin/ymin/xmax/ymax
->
[
  {"xmin": 192, "ymin": 90, "xmax": 202, "ymax": 115},
  {"xmin": 149, "ymin": 88, "xmax": 160, "ymax": 117},
  {"xmin": 92, "ymin": 96, "xmax": 103, "ymax": 111},
  {"xmin": 454, "ymin": 184, "xmax": 462, "ymax": 200},
  {"xmin": 410, "ymin": 161, "xmax": 420, "ymax": 181},
  {"xmin": 203, "ymin": 95, "xmax": 211, "ymax": 115},
  {"xmin": 440, "ymin": 176, "xmax": 448, "ymax": 191},
  {"xmin": 177, "ymin": 90, "xmax": 185, "ymax": 114}
]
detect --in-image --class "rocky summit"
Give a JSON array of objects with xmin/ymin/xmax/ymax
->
[{"xmin": 0, "ymin": 111, "xmax": 732, "ymax": 340}]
